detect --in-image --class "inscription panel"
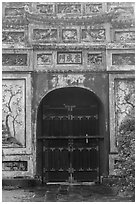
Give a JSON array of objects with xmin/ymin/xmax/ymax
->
[
  {"xmin": 2, "ymin": 161, "xmax": 27, "ymax": 171},
  {"xmin": 112, "ymin": 53, "xmax": 135, "ymax": 65},
  {"xmin": 81, "ymin": 29, "xmax": 105, "ymax": 42},
  {"xmin": 57, "ymin": 52, "xmax": 82, "ymax": 64},
  {"xmin": 2, "ymin": 54, "xmax": 27, "ymax": 66}
]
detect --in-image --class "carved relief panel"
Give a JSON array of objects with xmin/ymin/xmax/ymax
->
[
  {"xmin": 85, "ymin": 3, "xmax": 103, "ymax": 13},
  {"xmin": 109, "ymin": 74, "xmax": 135, "ymax": 153},
  {"xmin": 2, "ymin": 161, "xmax": 27, "ymax": 171},
  {"xmin": 2, "ymin": 31, "xmax": 25, "ymax": 44},
  {"xmin": 87, "ymin": 53, "xmax": 102, "ymax": 65},
  {"xmin": 114, "ymin": 31, "xmax": 135, "ymax": 43},
  {"xmin": 5, "ymin": 7, "xmax": 24, "ymax": 16},
  {"xmin": 62, "ymin": 29, "xmax": 78, "ymax": 42},
  {"xmin": 86, "ymin": 52, "xmax": 105, "ymax": 71},
  {"xmin": 107, "ymin": 50, "xmax": 135, "ymax": 71},
  {"xmin": 112, "ymin": 53, "xmax": 135, "ymax": 65},
  {"xmin": 115, "ymin": 79, "xmax": 135, "ymax": 135},
  {"xmin": 33, "ymin": 28, "xmax": 58, "ymax": 42},
  {"xmin": 2, "ymin": 79, "xmax": 26, "ymax": 148},
  {"xmin": 2, "ymin": 54, "xmax": 27, "ymax": 66},
  {"xmin": 81, "ymin": 29, "xmax": 105, "ymax": 42},
  {"xmin": 57, "ymin": 3, "xmax": 81, "ymax": 14},
  {"xmin": 36, "ymin": 3, "xmax": 54, "ymax": 14},
  {"xmin": 37, "ymin": 53, "xmax": 52, "ymax": 65}
]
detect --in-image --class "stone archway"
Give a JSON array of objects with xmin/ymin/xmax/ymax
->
[{"xmin": 36, "ymin": 87, "xmax": 105, "ymax": 183}]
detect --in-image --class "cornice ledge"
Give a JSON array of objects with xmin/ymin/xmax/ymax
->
[
  {"xmin": 32, "ymin": 43, "xmax": 106, "ymax": 50},
  {"xmin": 107, "ymin": 43, "xmax": 135, "ymax": 50},
  {"xmin": 25, "ymin": 6, "xmax": 134, "ymax": 27}
]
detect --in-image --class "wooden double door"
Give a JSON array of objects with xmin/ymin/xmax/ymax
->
[{"xmin": 41, "ymin": 105, "xmax": 100, "ymax": 183}]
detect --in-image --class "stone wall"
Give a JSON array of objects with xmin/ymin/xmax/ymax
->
[{"xmin": 2, "ymin": 2, "xmax": 135, "ymax": 179}]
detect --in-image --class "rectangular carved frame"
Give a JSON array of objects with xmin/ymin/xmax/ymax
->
[
  {"xmin": 109, "ymin": 73, "xmax": 134, "ymax": 175},
  {"xmin": 2, "ymin": 49, "xmax": 33, "ymax": 71},
  {"xmin": 2, "ymin": 73, "xmax": 32, "ymax": 155},
  {"xmin": 2, "ymin": 155, "xmax": 33, "ymax": 178},
  {"xmin": 106, "ymin": 49, "xmax": 135, "ymax": 71}
]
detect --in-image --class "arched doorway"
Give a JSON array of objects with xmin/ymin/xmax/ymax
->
[{"xmin": 36, "ymin": 87, "xmax": 104, "ymax": 183}]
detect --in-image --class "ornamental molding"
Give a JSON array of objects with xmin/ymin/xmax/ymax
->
[
  {"xmin": 32, "ymin": 43, "xmax": 106, "ymax": 51},
  {"xmin": 2, "ymin": 3, "xmax": 135, "ymax": 29}
]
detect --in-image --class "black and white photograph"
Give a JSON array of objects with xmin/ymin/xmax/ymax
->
[{"xmin": 2, "ymin": 1, "xmax": 135, "ymax": 202}]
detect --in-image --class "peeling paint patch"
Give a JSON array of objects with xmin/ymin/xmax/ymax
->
[{"xmin": 51, "ymin": 74, "xmax": 85, "ymax": 88}]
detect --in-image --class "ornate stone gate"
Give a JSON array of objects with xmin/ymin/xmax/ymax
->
[{"xmin": 2, "ymin": 2, "xmax": 135, "ymax": 181}]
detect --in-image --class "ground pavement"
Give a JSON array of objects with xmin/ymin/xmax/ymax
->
[{"xmin": 2, "ymin": 184, "xmax": 135, "ymax": 202}]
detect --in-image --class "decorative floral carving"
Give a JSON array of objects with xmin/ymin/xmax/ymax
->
[
  {"xmin": 115, "ymin": 79, "xmax": 135, "ymax": 133},
  {"xmin": 33, "ymin": 29, "xmax": 58, "ymax": 42},
  {"xmin": 37, "ymin": 4, "xmax": 54, "ymax": 14},
  {"xmin": 37, "ymin": 54, "xmax": 52, "ymax": 65},
  {"xmin": 85, "ymin": 3, "xmax": 102, "ymax": 13},
  {"xmin": 62, "ymin": 29, "xmax": 78, "ymax": 42},
  {"xmin": 57, "ymin": 52, "xmax": 82, "ymax": 64},
  {"xmin": 5, "ymin": 7, "xmax": 24, "ymax": 16},
  {"xmin": 2, "ymin": 80, "xmax": 25, "ymax": 148},
  {"xmin": 51, "ymin": 74, "xmax": 85, "ymax": 88},
  {"xmin": 2, "ymin": 31, "xmax": 25, "ymax": 43},
  {"xmin": 112, "ymin": 54, "xmax": 135, "ymax": 65},
  {"xmin": 87, "ymin": 54, "xmax": 102, "ymax": 65},
  {"xmin": 57, "ymin": 3, "xmax": 81, "ymax": 14},
  {"xmin": 2, "ymin": 54, "xmax": 27, "ymax": 66},
  {"xmin": 115, "ymin": 31, "xmax": 135, "ymax": 42},
  {"xmin": 82, "ymin": 29, "xmax": 105, "ymax": 42},
  {"xmin": 2, "ymin": 161, "xmax": 27, "ymax": 171}
]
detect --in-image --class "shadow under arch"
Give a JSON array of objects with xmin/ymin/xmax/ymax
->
[{"xmin": 36, "ymin": 86, "xmax": 105, "ymax": 183}]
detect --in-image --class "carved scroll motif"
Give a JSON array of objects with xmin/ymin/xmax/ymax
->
[
  {"xmin": 33, "ymin": 29, "xmax": 58, "ymax": 42},
  {"xmin": 2, "ymin": 31, "xmax": 25, "ymax": 43},
  {"xmin": 82, "ymin": 29, "xmax": 105, "ymax": 42}
]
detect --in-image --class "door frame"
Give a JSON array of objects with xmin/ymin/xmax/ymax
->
[{"xmin": 36, "ymin": 86, "xmax": 108, "ymax": 183}]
